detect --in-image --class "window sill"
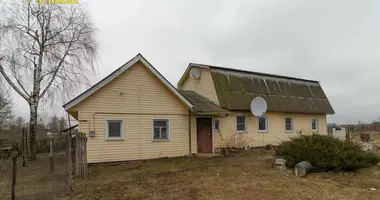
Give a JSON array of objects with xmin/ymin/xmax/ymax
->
[
  {"xmin": 105, "ymin": 138, "xmax": 124, "ymax": 141},
  {"xmin": 152, "ymin": 139, "xmax": 170, "ymax": 142},
  {"xmin": 236, "ymin": 131, "xmax": 248, "ymax": 134},
  {"xmin": 285, "ymin": 131, "xmax": 294, "ymax": 133},
  {"xmin": 258, "ymin": 130, "xmax": 268, "ymax": 133}
]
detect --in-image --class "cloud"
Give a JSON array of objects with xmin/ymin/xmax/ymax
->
[{"xmin": 11, "ymin": 0, "xmax": 380, "ymax": 124}]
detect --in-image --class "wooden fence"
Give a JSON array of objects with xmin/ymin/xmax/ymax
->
[{"xmin": 75, "ymin": 132, "xmax": 88, "ymax": 178}]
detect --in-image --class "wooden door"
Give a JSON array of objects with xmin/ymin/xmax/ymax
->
[{"xmin": 197, "ymin": 118, "xmax": 212, "ymax": 153}]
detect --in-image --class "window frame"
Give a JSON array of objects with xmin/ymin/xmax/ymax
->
[
  {"xmin": 284, "ymin": 116, "xmax": 294, "ymax": 133},
  {"xmin": 214, "ymin": 119, "xmax": 220, "ymax": 132},
  {"xmin": 152, "ymin": 119, "xmax": 170, "ymax": 141},
  {"xmin": 257, "ymin": 116, "xmax": 268, "ymax": 133},
  {"xmin": 236, "ymin": 116, "xmax": 248, "ymax": 132},
  {"xmin": 311, "ymin": 118, "xmax": 318, "ymax": 131},
  {"xmin": 104, "ymin": 119, "xmax": 124, "ymax": 141}
]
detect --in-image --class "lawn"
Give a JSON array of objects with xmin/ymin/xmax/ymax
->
[{"xmin": 63, "ymin": 149, "xmax": 380, "ymax": 200}]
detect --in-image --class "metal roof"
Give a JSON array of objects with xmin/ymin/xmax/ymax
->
[
  {"xmin": 209, "ymin": 67, "xmax": 334, "ymax": 114},
  {"xmin": 179, "ymin": 90, "xmax": 228, "ymax": 116}
]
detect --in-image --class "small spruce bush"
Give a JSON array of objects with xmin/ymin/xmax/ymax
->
[{"xmin": 275, "ymin": 134, "xmax": 380, "ymax": 172}]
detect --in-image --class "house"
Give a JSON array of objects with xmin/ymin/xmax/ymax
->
[
  {"xmin": 63, "ymin": 54, "xmax": 334, "ymax": 163},
  {"xmin": 177, "ymin": 63, "xmax": 334, "ymax": 149}
]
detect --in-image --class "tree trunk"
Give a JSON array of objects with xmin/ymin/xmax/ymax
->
[{"xmin": 29, "ymin": 103, "xmax": 38, "ymax": 160}]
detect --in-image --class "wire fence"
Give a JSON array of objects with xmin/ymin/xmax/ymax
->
[{"xmin": 0, "ymin": 128, "xmax": 71, "ymax": 200}]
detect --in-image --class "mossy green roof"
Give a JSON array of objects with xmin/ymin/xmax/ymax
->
[{"xmin": 208, "ymin": 66, "xmax": 334, "ymax": 114}]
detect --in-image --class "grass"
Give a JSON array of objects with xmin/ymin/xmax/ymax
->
[{"xmin": 63, "ymin": 149, "xmax": 380, "ymax": 200}]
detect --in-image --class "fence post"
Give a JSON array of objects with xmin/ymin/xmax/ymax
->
[
  {"xmin": 22, "ymin": 128, "xmax": 27, "ymax": 167},
  {"xmin": 75, "ymin": 133, "xmax": 79, "ymax": 177},
  {"xmin": 345, "ymin": 126, "xmax": 351, "ymax": 142},
  {"xmin": 83, "ymin": 135, "xmax": 88, "ymax": 178},
  {"xmin": 67, "ymin": 113, "xmax": 73, "ymax": 191},
  {"xmin": 11, "ymin": 151, "xmax": 19, "ymax": 200},
  {"xmin": 80, "ymin": 133, "xmax": 83, "ymax": 177},
  {"xmin": 78, "ymin": 134, "xmax": 81, "ymax": 177},
  {"xmin": 49, "ymin": 137, "xmax": 55, "ymax": 173}
]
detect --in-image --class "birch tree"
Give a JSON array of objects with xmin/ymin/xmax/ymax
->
[
  {"xmin": 0, "ymin": 0, "xmax": 97, "ymax": 159},
  {"xmin": 0, "ymin": 80, "xmax": 13, "ymax": 129}
]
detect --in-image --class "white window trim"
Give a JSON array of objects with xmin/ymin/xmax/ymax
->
[
  {"xmin": 311, "ymin": 118, "xmax": 318, "ymax": 131},
  {"xmin": 214, "ymin": 119, "xmax": 220, "ymax": 132},
  {"xmin": 258, "ymin": 116, "xmax": 268, "ymax": 133},
  {"xmin": 284, "ymin": 116, "xmax": 294, "ymax": 133},
  {"xmin": 152, "ymin": 119, "xmax": 170, "ymax": 141},
  {"xmin": 236, "ymin": 116, "xmax": 248, "ymax": 132},
  {"xmin": 104, "ymin": 119, "xmax": 124, "ymax": 141}
]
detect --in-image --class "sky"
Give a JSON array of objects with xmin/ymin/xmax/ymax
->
[{"xmin": 10, "ymin": 0, "xmax": 380, "ymax": 124}]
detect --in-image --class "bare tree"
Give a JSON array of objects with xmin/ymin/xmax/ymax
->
[
  {"xmin": 47, "ymin": 115, "xmax": 59, "ymax": 129},
  {"xmin": 0, "ymin": 1, "xmax": 97, "ymax": 159},
  {"xmin": 48, "ymin": 115, "xmax": 67, "ymax": 131},
  {"xmin": 14, "ymin": 116, "xmax": 26, "ymax": 128},
  {"xmin": 59, "ymin": 116, "xmax": 67, "ymax": 129},
  {"xmin": 0, "ymin": 79, "xmax": 13, "ymax": 129}
]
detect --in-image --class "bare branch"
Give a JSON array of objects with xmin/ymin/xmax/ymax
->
[
  {"xmin": 39, "ymin": 41, "xmax": 72, "ymax": 98},
  {"xmin": 0, "ymin": 59, "xmax": 29, "ymax": 101},
  {"xmin": 0, "ymin": 79, "xmax": 13, "ymax": 128}
]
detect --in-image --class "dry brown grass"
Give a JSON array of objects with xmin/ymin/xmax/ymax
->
[
  {"xmin": 63, "ymin": 149, "xmax": 380, "ymax": 200},
  {"xmin": 0, "ymin": 153, "xmax": 69, "ymax": 200}
]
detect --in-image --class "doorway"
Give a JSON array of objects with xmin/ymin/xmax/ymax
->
[{"xmin": 196, "ymin": 118, "xmax": 213, "ymax": 153}]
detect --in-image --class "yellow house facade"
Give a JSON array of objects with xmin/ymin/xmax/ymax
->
[{"xmin": 64, "ymin": 54, "xmax": 334, "ymax": 163}]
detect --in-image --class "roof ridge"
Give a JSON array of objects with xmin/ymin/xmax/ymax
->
[{"xmin": 190, "ymin": 63, "xmax": 319, "ymax": 83}]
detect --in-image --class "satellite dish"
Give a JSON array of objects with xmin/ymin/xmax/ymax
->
[
  {"xmin": 250, "ymin": 97, "xmax": 267, "ymax": 117},
  {"xmin": 189, "ymin": 68, "xmax": 201, "ymax": 79}
]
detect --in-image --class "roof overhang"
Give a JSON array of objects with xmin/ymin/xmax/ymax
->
[{"xmin": 63, "ymin": 54, "xmax": 194, "ymax": 111}]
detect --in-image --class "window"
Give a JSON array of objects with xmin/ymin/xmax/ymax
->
[
  {"xmin": 258, "ymin": 116, "xmax": 268, "ymax": 132},
  {"xmin": 236, "ymin": 116, "xmax": 247, "ymax": 132},
  {"xmin": 285, "ymin": 117, "xmax": 293, "ymax": 132},
  {"xmin": 311, "ymin": 118, "xmax": 318, "ymax": 131},
  {"xmin": 214, "ymin": 120, "xmax": 220, "ymax": 132},
  {"xmin": 153, "ymin": 119, "xmax": 169, "ymax": 140},
  {"xmin": 105, "ymin": 119, "xmax": 124, "ymax": 140}
]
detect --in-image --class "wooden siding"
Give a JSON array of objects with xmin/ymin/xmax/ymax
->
[
  {"xmin": 213, "ymin": 112, "xmax": 327, "ymax": 148},
  {"xmin": 191, "ymin": 115, "xmax": 197, "ymax": 153},
  {"xmin": 178, "ymin": 67, "xmax": 219, "ymax": 105},
  {"xmin": 70, "ymin": 62, "xmax": 192, "ymax": 163}
]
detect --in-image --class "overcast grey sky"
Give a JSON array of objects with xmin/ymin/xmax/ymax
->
[{"xmin": 12, "ymin": 0, "xmax": 380, "ymax": 124}]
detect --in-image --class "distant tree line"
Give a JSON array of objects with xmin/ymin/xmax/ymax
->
[{"xmin": 1, "ymin": 114, "xmax": 68, "ymax": 132}]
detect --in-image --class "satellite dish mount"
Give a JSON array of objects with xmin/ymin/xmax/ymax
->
[{"xmin": 189, "ymin": 68, "xmax": 201, "ymax": 80}]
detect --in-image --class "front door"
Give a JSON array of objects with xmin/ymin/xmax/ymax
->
[{"xmin": 197, "ymin": 118, "xmax": 212, "ymax": 153}]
